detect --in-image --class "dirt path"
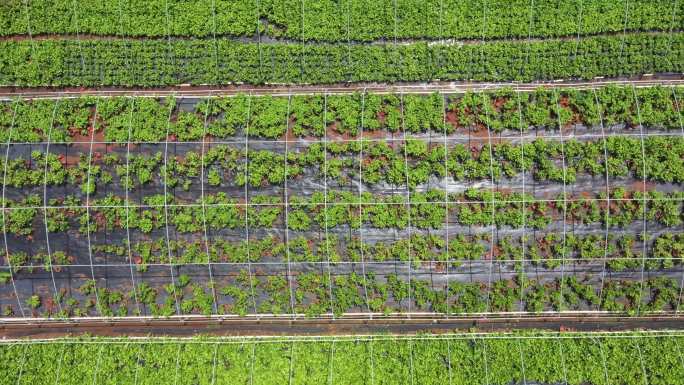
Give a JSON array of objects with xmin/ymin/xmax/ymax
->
[
  {"xmin": 2, "ymin": 314, "xmax": 684, "ymax": 338},
  {"xmin": 0, "ymin": 77, "xmax": 682, "ymax": 101}
]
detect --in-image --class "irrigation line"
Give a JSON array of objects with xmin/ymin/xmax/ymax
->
[
  {"xmin": 255, "ymin": 0, "xmax": 263, "ymax": 81},
  {"xmin": 479, "ymin": 337, "xmax": 491, "ymax": 385},
  {"xmin": 284, "ymin": 94, "xmax": 297, "ymax": 319},
  {"xmin": 446, "ymin": 338, "xmax": 453, "ymax": 385},
  {"xmin": 84, "ymin": 100, "xmax": 103, "ymax": 315},
  {"xmin": 553, "ymin": 89, "xmax": 570, "ymax": 312},
  {"xmin": 199, "ymin": 95, "xmax": 219, "ymax": 315},
  {"xmin": 161, "ymin": 96, "xmax": 181, "ymax": 315},
  {"xmin": 2, "ymin": 103, "xmax": 26, "ymax": 317},
  {"xmin": 210, "ymin": 0, "xmax": 219, "ymax": 83},
  {"xmin": 327, "ymin": 339, "xmax": 335, "ymax": 385},
  {"xmin": 288, "ymin": 341, "xmax": 295, "ymax": 385},
  {"xmin": 630, "ymin": 84, "xmax": 648, "ymax": 316},
  {"xmin": 210, "ymin": 343, "xmax": 219, "ymax": 385},
  {"xmin": 344, "ymin": 0, "xmax": 352, "ymax": 82},
  {"xmin": 408, "ymin": 338, "xmax": 415, "ymax": 385},
  {"xmin": 172, "ymin": 343, "xmax": 182, "ymax": 385},
  {"xmin": 69, "ymin": 0, "xmax": 85, "ymax": 72},
  {"xmin": 244, "ymin": 94, "xmax": 259, "ymax": 315},
  {"xmin": 41, "ymin": 99, "xmax": 63, "ymax": 315},
  {"xmin": 322, "ymin": 93, "xmax": 336, "ymax": 318},
  {"xmin": 53, "ymin": 343, "xmax": 66, "ymax": 385},
  {"xmin": 6, "ymin": 253, "xmax": 684, "ymax": 268},
  {"xmin": 441, "ymin": 93, "xmax": 451, "ymax": 318},
  {"xmin": 2, "ymin": 129, "xmax": 684, "ymax": 145},
  {"xmin": 666, "ymin": 0, "xmax": 680, "ymax": 62},
  {"xmin": 617, "ymin": 0, "xmax": 631, "ymax": 76},
  {"xmin": 133, "ymin": 342, "xmax": 142, "ymax": 385},
  {"xmin": 673, "ymin": 337, "xmax": 684, "ymax": 373},
  {"xmin": 1, "ymin": 195, "xmax": 683, "ymax": 211},
  {"xmin": 14, "ymin": 344, "xmax": 28, "ymax": 385},
  {"xmin": 357, "ymin": 90, "xmax": 373, "ymax": 316},
  {"xmin": 481, "ymin": 91, "xmax": 496, "ymax": 315},
  {"xmin": 91, "ymin": 344, "xmax": 104, "ymax": 385},
  {"xmin": 249, "ymin": 342, "xmax": 256, "ymax": 385},
  {"xmin": 592, "ymin": 337, "xmax": 610, "ymax": 385},
  {"xmin": 556, "ymin": 336, "xmax": 569, "ymax": 385},
  {"xmin": 517, "ymin": 339, "xmax": 527, "ymax": 385},
  {"xmin": 8, "ymin": 331, "xmax": 684, "ymax": 345},
  {"xmin": 368, "ymin": 338, "xmax": 376, "ymax": 385},
  {"xmin": 523, "ymin": 0, "xmax": 534, "ymax": 72},
  {"xmin": 124, "ymin": 96, "xmax": 141, "ymax": 315},
  {"xmin": 21, "ymin": 0, "xmax": 34, "ymax": 54},
  {"xmin": 399, "ymin": 92, "xmax": 414, "ymax": 317},
  {"xmin": 593, "ymin": 88, "xmax": 611, "ymax": 312},
  {"xmin": 633, "ymin": 339, "xmax": 649, "ymax": 385},
  {"xmin": 572, "ymin": 0, "xmax": 584, "ymax": 65}
]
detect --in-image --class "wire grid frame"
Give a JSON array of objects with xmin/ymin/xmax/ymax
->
[
  {"xmin": 68, "ymin": 0, "xmax": 85, "ymax": 72},
  {"xmin": 591, "ymin": 336, "xmax": 611, "ymax": 385},
  {"xmin": 1, "ymin": 94, "xmax": 683, "ymax": 318},
  {"xmin": 633, "ymin": 338, "xmax": 650, "ymax": 385},
  {"xmin": 441, "ymin": 93, "xmax": 452, "ymax": 317}
]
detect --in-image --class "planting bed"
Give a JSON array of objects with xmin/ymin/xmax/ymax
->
[
  {"xmin": 3, "ymin": 331, "xmax": 684, "ymax": 385},
  {"xmin": 0, "ymin": 85, "xmax": 682, "ymax": 319}
]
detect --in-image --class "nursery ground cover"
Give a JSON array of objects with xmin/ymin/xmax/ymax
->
[
  {"xmin": 0, "ymin": 85, "xmax": 683, "ymax": 319},
  {"xmin": 2, "ymin": 332, "xmax": 684, "ymax": 385}
]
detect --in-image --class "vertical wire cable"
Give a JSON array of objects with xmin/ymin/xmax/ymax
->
[
  {"xmin": 399, "ymin": 92, "xmax": 414, "ymax": 318},
  {"xmin": 516, "ymin": 89, "xmax": 528, "ymax": 313},
  {"xmin": 243, "ymin": 94, "xmax": 259, "ymax": 315},
  {"xmin": 327, "ymin": 339, "xmax": 335, "ymax": 385},
  {"xmin": 517, "ymin": 339, "xmax": 528, "ymax": 385},
  {"xmin": 593, "ymin": 88, "xmax": 611, "ymax": 311},
  {"xmin": 630, "ymin": 85, "xmax": 648, "ymax": 315},
  {"xmin": 41, "ymin": 99, "xmax": 64, "ymax": 315},
  {"xmin": 69, "ymin": 0, "xmax": 86, "ymax": 73},
  {"xmin": 124, "ymin": 96, "xmax": 141, "ymax": 315},
  {"xmin": 553, "ymin": 89, "xmax": 570, "ymax": 312},
  {"xmin": 357, "ymin": 90, "xmax": 372, "ymax": 316},
  {"xmin": 199, "ymin": 95, "xmax": 219, "ymax": 315},
  {"xmin": 84, "ymin": 100, "xmax": 103, "ymax": 315},
  {"xmin": 592, "ymin": 337, "xmax": 610, "ymax": 385},
  {"xmin": 442, "ymin": 94, "xmax": 451, "ymax": 317},
  {"xmin": 2, "ymin": 102, "xmax": 25, "ymax": 317},
  {"xmin": 556, "ymin": 336, "xmax": 569, "ymax": 385},
  {"xmin": 161, "ymin": 96, "xmax": 181, "ymax": 315},
  {"xmin": 284, "ymin": 94, "xmax": 296, "ymax": 318},
  {"xmin": 672, "ymin": 88, "xmax": 684, "ymax": 313},
  {"xmin": 481, "ymin": 91, "xmax": 496, "ymax": 314},
  {"xmin": 322, "ymin": 93, "xmax": 336, "ymax": 318},
  {"xmin": 21, "ymin": 0, "xmax": 34, "ymax": 55}
]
